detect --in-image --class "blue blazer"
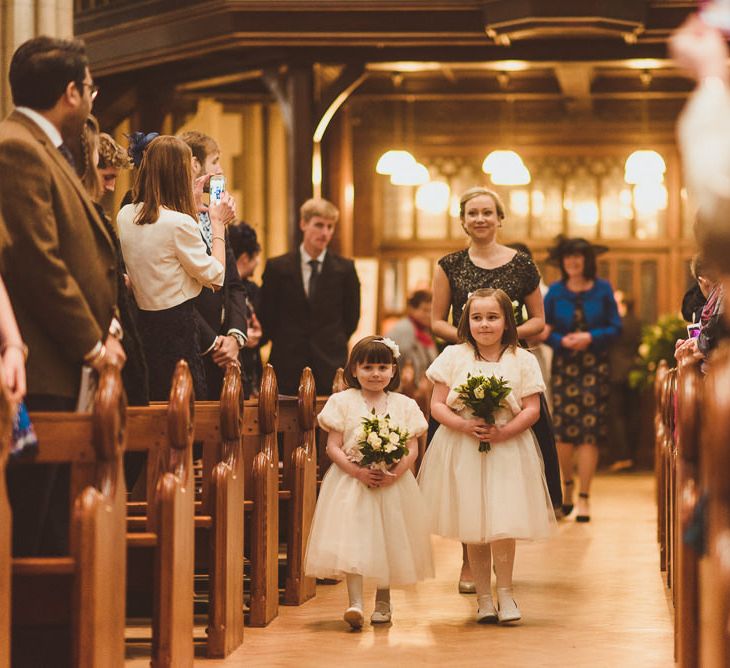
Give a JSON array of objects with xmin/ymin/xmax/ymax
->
[{"xmin": 544, "ymin": 278, "xmax": 621, "ymax": 352}]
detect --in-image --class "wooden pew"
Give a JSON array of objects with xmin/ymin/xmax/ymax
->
[
  {"xmin": 675, "ymin": 360, "xmax": 703, "ymax": 668},
  {"xmin": 126, "ymin": 361, "xmax": 195, "ymax": 667},
  {"xmin": 280, "ymin": 367, "xmax": 317, "ymax": 605},
  {"xmin": 654, "ymin": 360, "xmax": 669, "ymax": 572},
  {"xmin": 11, "ymin": 365, "xmax": 126, "ymax": 667},
  {"xmin": 664, "ymin": 367, "xmax": 678, "ymax": 592},
  {"xmin": 244, "ymin": 363, "xmax": 279, "ymax": 627},
  {"xmin": 702, "ymin": 344, "xmax": 730, "ymax": 668},
  {"xmin": 193, "ymin": 365, "xmax": 245, "ymax": 658},
  {"xmin": 0, "ymin": 382, "xmax": 14, "ymax": 668}
]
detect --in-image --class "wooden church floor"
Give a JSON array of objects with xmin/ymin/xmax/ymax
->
[{"xmin": 125, "ymin": 472, "xmax": 674, "ymax": 667}]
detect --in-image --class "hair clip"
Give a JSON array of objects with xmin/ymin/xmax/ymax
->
[{"xmin": 378, "ymin": 337, "xmax": 401, "ymax": 359}]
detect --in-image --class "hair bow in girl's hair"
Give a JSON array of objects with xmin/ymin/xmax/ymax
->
[{"xmin": 126, "ymin": 131, "xmax": 159, "ymax": 167}]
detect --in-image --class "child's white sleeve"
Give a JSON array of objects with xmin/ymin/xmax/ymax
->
[
  {"xmin": 425, "ymin": 346, "xmax": 453, "ymax": 386},
  {"xmin": 317, "ymin": 393, "xmax": 345, "ymax": 432},
  {"xmin": 520, "ymin": 349, "xmax": 547, "ymax": 398},
  {"xmin": 405, "ymin": 397, "xmax": 428, "ymax": 438}
]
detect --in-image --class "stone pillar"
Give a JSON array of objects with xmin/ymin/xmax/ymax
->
[{"xmin": 1, "ymin": 0, "xmax": 73, "ymax": 117}]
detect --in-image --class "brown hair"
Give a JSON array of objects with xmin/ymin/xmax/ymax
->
[
  {"xmin": 300, "ymin": 197, "xmax": 339, "ymax": 223},
  {"xmin": 132, "ymin": 135, "xmax": 197, "ymax": 226},
  {"xmin": 177, "ymin": 130, "xmax": 219, "ymax": 167},
  {"xmin": 459, "ymin": 187, "xmax": 505, "ymax": 221},
  {"xmin": 98, "ymin": 132, "xmax": 131, "ymax": 170},
  {"xmin": 343, "ymin": 335, "xmax": 401, "ymax": 392},
  {"xmin": 456, "ymin": 288, "xmax": 518, "ymax": 358},
  {"xmin": 80, "ymin": 115, "xmax": 103, "ymax": 202}
]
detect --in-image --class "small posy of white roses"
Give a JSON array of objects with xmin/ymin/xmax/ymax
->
[
  {"xmin": 377, "ymin": 337, "xmax": 400, "ymax": 359},
  {"xmin": 474, "ymin": 384, "xmax": 486, "ymax": 400}
]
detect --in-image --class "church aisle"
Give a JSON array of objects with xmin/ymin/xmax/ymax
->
[{"xmin": 126, "ymin": 473, "xmax": 673, "ymax": 667}]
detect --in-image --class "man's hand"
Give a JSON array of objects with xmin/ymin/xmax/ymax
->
[
  {"xmin": 245, "ymin": 313, "xmax": 263, "ymax": 347},
  {"xmin": 212, "ymin": 335, "xmax": 240, "ymax": 367},
  {"xmin": 92, "ymin": 336, "xmax": 126, "ymax": 371},
  {"xmin": 1, "ymin": 346, "xmax": 26, "ymax": 403}
]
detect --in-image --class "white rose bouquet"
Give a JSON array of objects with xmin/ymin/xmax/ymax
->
[
  {"xmin": 454, "ymin": 373, "xmax": 512, "ymax": 452},
  {"xmin": 349, "ymin": 410, "xmax": 410, "ymax": 472}
]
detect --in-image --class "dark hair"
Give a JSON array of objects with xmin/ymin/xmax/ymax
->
[
  {"xmin": 127, "ymin": 131, "xmax": 159, "ymax": 168},
  {"xmin": 344, "ymin": 336, "xmax": 401, "ymax": 392},
  {"xmin": 9, "ymin": 36, "xmax": 88, "ymax": 110},
  {"xmin": 177, "ymin": 130, "xmax": 219, "ymax": 166},
  {"xmin": 407, "ymin": 289, "xmax": 432, "ymax": 309},
  {"xmin": 456, "ymin": 288, "xmax": 518, "ymax": 358},
  {"xmin": 228, "ymin": 223, "xmax": 261, "ymax": 259},
  {"xmin": 132, "ymin": 136, "xmax": 197, "ymax": 226},
  {"xmin": 559, "ymin": 247, "xmax": 597, "ymax": 281}
]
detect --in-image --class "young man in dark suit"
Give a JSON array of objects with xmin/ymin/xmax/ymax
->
[
  {"xmin": 259, "ymin": 198, "xmax": 361, "ymax": 395},
  {"xmin": 179, "ymin": 130, "xmax": 249, "ymax": 399},
  {"xmin": 0, "ymin": 36, "xmax": 124, "ymax": 555}
]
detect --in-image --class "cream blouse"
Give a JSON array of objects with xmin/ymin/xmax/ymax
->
[{"xmin": 117, "ymin": 203, "xmax": 224, "ymax": 311}]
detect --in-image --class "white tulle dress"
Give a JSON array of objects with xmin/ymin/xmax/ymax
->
[
  {"xmin": 417, "ymin": 344, "xmax": 556, "ymax": 544},
  {"xmin": 304, "ymin": 389, "xmax": 434, "ymax": 587}
]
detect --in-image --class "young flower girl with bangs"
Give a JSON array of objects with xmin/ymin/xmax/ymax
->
[
  {"xmin": 418, "ymin": 288, "xmax": 556, "ymax": 624},
  {"xmin": 304, "ymin": 335, "xmax": 433, "ymax": 629}
]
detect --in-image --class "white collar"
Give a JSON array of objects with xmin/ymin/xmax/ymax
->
[
  {"xmin": 15, "ymin": 107, "xmax": 63, "ymax": 148},
  {"xmin": 300, "ymin": 244, "xmax": 327, "ymax": 265}
]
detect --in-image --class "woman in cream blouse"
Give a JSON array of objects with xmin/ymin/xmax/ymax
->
[{"xmin": 118, "ymin": 135, "xmax": 233, "ymax": 400}]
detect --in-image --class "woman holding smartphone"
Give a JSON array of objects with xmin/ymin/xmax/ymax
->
[{"xmin": 117, "ymin": 135, "xmax": 234, "ymax": 400}]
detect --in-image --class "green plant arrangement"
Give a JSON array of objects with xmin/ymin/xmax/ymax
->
[{"xmin": 628, "ymin": 314, "xmax": 688, "ymax": 390}]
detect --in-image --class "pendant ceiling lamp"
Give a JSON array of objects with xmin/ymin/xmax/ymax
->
[
  {"xmin": 416, "ymin": 180, "xmax": 450, "ymax": 214},
  {"xmin": 624, "ymin": 149, "xmax": 666, "ymax": 185},
  {"xmin": 376, "ymin": 150, "xmax": 416, "ymax": 175},
  {"xmin": 482, "ymin": 150, "xmax": 531, "ymax": 186},
  {"xmin": 390, "ymin": 161, "xmax": 430, "ymax": 186}
]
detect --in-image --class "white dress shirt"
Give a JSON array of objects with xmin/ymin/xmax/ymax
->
[
  {"xmin": 678, "ymin": 77, "xmax": 730, "ymax": 221},
  {"xmin": 300, "ymin": 244, "xmax": 327, "ymax": 297},
  {"xmin": 15, "ymin": 107, "xmax": 63, "ymax": 148},
  {"xmin": 117, "ymin": 204, "xmax": 225, "ymax": 311}
]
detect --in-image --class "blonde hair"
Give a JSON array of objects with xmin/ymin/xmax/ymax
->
[
  {"xmin": 456, "ymin": 288, "xmax": 518, "ymax": 358},
  {"xmin": 132, "ymin": 136, "xmax": 197, "ymax": 226},
  {"xmin": 459, "ymin": 187, "xmax": 505, "ymax": 221},
  {"xmin": 300, "ymin": 197, "xmax": 339, "ymax": 223}
]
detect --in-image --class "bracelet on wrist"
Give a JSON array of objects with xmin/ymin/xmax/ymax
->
[
  {"xmin": 0, "ymin": 341, "xmax": 28, "ymax": 361},
  {"xmin": 212, "ymin": 235, "xmax": 225, "ymax": 243}
]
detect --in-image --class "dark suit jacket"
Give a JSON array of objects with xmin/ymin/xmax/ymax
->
[
  {"xmin": 0, "ymin": 111, "xmax": 118, "ymax": 399},
  {"xmin": 259, "ymin": 250, "xmax": 360, "ymax": 395},
  {"xmin": 194, "ymin": 235, "xmax": 248, "ymax": 398}
]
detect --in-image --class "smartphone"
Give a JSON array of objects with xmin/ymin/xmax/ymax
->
[
  {"xmin": 209, "ymin": 175, "xmax": 226, "ymax": 205},
  {"xmin": 687, "ymin": 322, "xmax": 702, "ymax": 339},
  {"xmin": 700, "ymin": 0, "xmax": 730, "ymax": 33}
]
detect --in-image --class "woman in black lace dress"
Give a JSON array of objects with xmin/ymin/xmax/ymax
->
[{"xmin": 431, "ymin": 187, "xmax": 557, "ymax": 593}]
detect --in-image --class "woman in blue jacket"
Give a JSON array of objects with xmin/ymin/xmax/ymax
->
[{"xmin": 543, "ymin": 237, "xmax": 621, "ymax": 522}]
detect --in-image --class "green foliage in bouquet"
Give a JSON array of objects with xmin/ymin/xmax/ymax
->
[
  {"xmin": 354, "ymin": 410, "xmax": 410, "ymax": 471},
  {"xmin": 628, "ymin": 314, "xmax": 687, "ymax": 390},
  {"xmin": 454, "ymin": 373, "xmax": 512, "ymax": 452}
]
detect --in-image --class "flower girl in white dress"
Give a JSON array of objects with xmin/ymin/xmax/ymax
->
[
  {"xmin": 304, "ymin": 335, "xmax": 433, "ymax": 629},
  {"xmin": 418, "ymin": 288, "xmax": 555, "ymax": 624}
]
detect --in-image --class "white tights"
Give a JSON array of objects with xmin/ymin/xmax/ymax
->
[
  {"xmin": 345, "ymin": 573, "xmax": 390, "ymax": 609},
  {"xmin": 466, "ymin": 539, "xmax": 516, "ymax": 597}
]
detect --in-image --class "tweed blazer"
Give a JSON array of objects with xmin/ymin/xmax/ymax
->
[{"xmin": 0, "ymin": 111, "xmax": 118, "ymax": 398}]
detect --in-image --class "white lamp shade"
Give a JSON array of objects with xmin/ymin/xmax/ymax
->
[
  {"xmin": 416, "ymin": 180, "xmax": 451, "ymax": 214},
  {"xmin": 624, "ymin": 150, "xmax": 666, "ymax": 185},
  {"xmin": 482, "ymin": 150, "xmax": 531, "ymax": 186},
  {"xmin": 390, "ymin": 161, "xmax": 430, "ymax": 186},
  {"xmin": 376, "ymin": 150, "xmax": 416, "ymax": 175}
]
